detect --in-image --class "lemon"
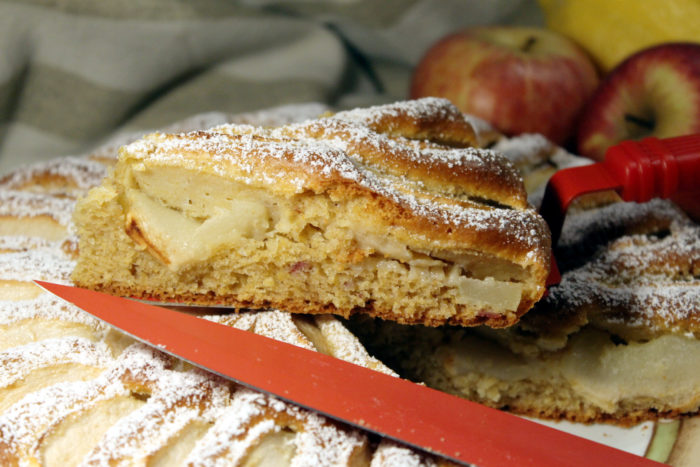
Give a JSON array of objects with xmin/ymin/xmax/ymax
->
[{"xmin": 538, "ymin": 0, "xmax": 700, "ymax": 71}]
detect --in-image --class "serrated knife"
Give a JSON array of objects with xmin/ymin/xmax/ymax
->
[{"xmin": 36, "ymin": 280, "xmax": 660, "ymax": 467}]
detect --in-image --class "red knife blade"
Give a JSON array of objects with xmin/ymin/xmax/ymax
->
[{"xmin": 35, "ymin": 280, "xmax": 660, "ymax": 467}]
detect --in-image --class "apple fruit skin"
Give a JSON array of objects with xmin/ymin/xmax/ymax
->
[
  {"xmin": 577, "ymin": 42, "xmax": 700, "ymax": 161},
  {"xmin": 410, "ymin": 26, "xmax": 599, "ymax": 145}
]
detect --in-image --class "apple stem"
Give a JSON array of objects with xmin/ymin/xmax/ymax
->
[
  {"xmin": 624, "ymin": 113, "xmax": 655, "ymax": 130},
  {"xmin": 522, "ymin": 37, "xmax": 537, "ymax": 53}
]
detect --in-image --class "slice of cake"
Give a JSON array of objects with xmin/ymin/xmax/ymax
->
[{"xmin": 71, "ymin": 98, "xmax": 551, "ymax": 327}]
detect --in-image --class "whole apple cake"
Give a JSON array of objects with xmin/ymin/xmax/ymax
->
[{"xmin": 71, "ymin": 98, "xmax": 551, "ymax": 327}]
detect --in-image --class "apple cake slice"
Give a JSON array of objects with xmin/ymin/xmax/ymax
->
[{"xmin": 72, "ymin": 98, "xmax": 551, "ymax": 327}]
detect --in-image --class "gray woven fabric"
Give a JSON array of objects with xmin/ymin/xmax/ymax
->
[{"xmin": 0, "ymin": 0, "xmax": 541, "ymax": 174}]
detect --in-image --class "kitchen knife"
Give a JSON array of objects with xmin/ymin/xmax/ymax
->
[{"xmin": 36, "ymin": 280, "xmax": 660, "ymax": 467}]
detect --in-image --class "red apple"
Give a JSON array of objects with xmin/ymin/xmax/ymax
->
[
  {"xmin": 410, "ymin": 26, "xmax": 599, "ymax": 145},
  {"xmin": 577, "ymin": 42, "xmax": 700, "ymax": 161}
]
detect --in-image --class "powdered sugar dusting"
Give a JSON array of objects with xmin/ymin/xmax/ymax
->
[
  {"xmin": 291, "ymin": 409, "xmax": 366, "ymax": 467},
  {"xmin": 0, "ymin": 292, "xmax": 104, "ymax": 329},
  {"xmin": 559, "ymin": 199, "xmax": 689, "ymax": 250},
  {"xmin": 0, "ymin": 337, "xmax": 112, "ymax": 387},
  {"xmin": 371, "ymin": 440, "xmax": 437, "ymax": 467},
  {"xmin": 185, "ymin": 389, "xmax": 278, "ymax": 465},
  {"xmin": 282, "ymin": 117, "xmax": 522, "ymax": 196},
  {"xmin": 186, "ymin": 388, "xmax": 366, "ymax": 466},
  {"xmin": 332, "ymin": 97, "xmax": 462, "ymax": 130},
  {"xmin": 0, "ymin": 190, "xmax": 75, "ymax": 228},
  {"xmin": 81, "ymin": 369, "xmax": 230, "ymax": 465},
  {"xmin": 0, "ymin": 293, "xmax": 102, "ymax": 330},
  {"xmin": 0, "ymin": 371, "xmax": 128, "ymax": 457},
  {"xmin": 89, "ymin": 104, "xmax": 331, "ymax": 163},
  {"xmin": 253, "ymin": 311, "xmax": 316, "ymax": 350},
  {"xmin": 548, "ymin": 199, "xmax": 700, "ymax": 333},
  {"xmin": 312, "ymin": 315, "xmax": 397, "ymax": 376},
  {"xmin": 0, "ymin": 156, "xmax": 107, "ymax": 197},
  {"xmin": 0, "ymin": 247, "xmax": 75, "ymax": 283},
  {"xmin": 125, "ymin": 130, "xmax": 360, "ymax": 193},
  {"xmin": 203, "ymin": 311, "xmax": 316, "ymax": 351},
  {"xmin": 0, "ymin": 235, "xmax": 60, "ymax": 252},
  {"xmin": 0, "ymin": 105, "xmax": 541, "ymax": 465},
  {"xmin": 0, "ymin": 344, "xmax": 165, "ymax": 456}
]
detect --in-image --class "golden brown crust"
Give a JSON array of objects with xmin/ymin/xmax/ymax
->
[
  {"xmin": 285, "ymin": 119, "xmax": 528, "ymax": 208},
  {"xmin": 399, "ymin": 199, "xmax": 699, "ymax": 425},
  {"xmin": 331, "ymin": 98, "xmax": 479, "ymax": 148}
]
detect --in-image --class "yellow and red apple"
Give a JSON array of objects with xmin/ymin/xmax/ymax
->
[
  {"xmin": 410, "ymin": 26, "xmax": 599, "ymax": 145},
  {"xmin": 577, "ymin": 42, "xmax": 700, "ymax": 161}
]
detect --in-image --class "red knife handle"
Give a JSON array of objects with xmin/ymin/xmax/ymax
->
[
  {"xmin": 540, "ymin": 163, "xmax": 619, "ymax": 252},
  {"xmin": 604, "ymin": 135, "xmax": 700, "ymax": 203},
  {"xmin": 540, "ymin": 134, "xmax": 700, "ymax": 256}
]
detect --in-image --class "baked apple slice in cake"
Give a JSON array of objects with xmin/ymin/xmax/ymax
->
[{"xmin": 72, "ymin": 98, "xmax": 550, "ymax": 327}]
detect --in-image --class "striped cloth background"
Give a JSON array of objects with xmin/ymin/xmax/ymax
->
[{"xmin": 0, "ymin": 0, "xmax": 541, "ymax": 174}]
